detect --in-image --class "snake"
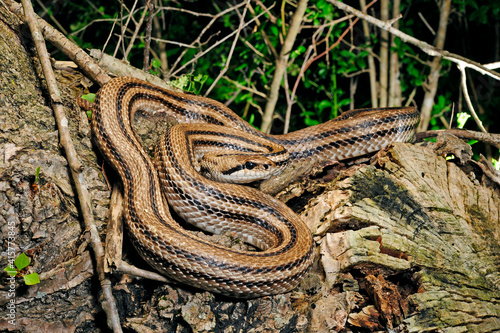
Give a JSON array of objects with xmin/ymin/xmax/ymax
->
[{"xmin": 89, "ymin": 76, "xmax": 420, "ymax": 298}]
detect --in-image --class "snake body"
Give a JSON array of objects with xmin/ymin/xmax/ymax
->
[{"xmin": 91, "ymin": 76, "xmax": 420, "ymax": 297}]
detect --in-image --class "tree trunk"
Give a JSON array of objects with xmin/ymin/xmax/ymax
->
[{"xmin": 1, "ymin": 5, "xmax": 499, "ymax": 333}]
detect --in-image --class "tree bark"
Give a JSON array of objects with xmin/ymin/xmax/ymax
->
[{"xmin": 1, "ymin": 5, "xmax": 500, "ymax": 333}]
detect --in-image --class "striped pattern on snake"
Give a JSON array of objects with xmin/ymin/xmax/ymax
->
[{"xmin": 90, "ymin": 76, "xmax": 420, "ymax": 297}]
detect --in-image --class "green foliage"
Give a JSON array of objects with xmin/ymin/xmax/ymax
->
[
  {"xmin": 493, "ymin": 154, "xmax": 500, "ymax": 170},
  {"xmin": 149, "ymin": 58, "xmax": 163, "ymax": 76},
  {"xmin": 34, "ymin": 166, "xmax": 41, "ymax": 184},
  {"xmin": 34, "ymin": 0, "xmax": 498, "ymax": 162},
  {"xmin": 4, "ymin": 253, "xmax": 40, "ymax": 286},
  {"xmin": 456, "ymin": 112, "xmax": 471, "ymax": 129},
  {"xmin": 81, "ymin": 93, "xmax": 95, "ymax": 118},
  {"xmin": 170, "ymin": 74, "xmax": 208, "ymax": 95}
]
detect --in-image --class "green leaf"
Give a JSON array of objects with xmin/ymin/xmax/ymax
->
[
  {"xmin": 269, "ymin": 25, "xmax": 279, "ymax": 37},
  {"xmin": 4, "ymin": 265, "xmax": 17, "ymax": 277},
  {"xmin": 81, "ymin": 93, "xmax": 95, "ymax": 103},
  {"xmin": 467, "ymin": 140, "xmax": 478, "ymax": 146},
  {"xmin": 151, "ymin": 58, "xmax": 162, "ymax": 69},
  {"xmin": 235, "ymin": 63, "xmax": 248, "ymax": 71},
  {"xmin": 356, "ymin": 57, "xmax": 366, "ymax": 69},
  {"xmin": 492, "ymin": 157, "xmax": 500, "ymax": 171},
  {"xmin": 35, "ymin": 166, "xmax": 41, "ymax": 184},
  {"xmin": 14, "ymin": 253, "xmax": 30, "ymax": 270},
  {"xmin": 456, "ymin": 112, "xmax": 471, "ymax": 129},
  {"xmin": 317, "ymin": 100, "xmax": 332, "ymax": 112},
  {"xmin": 316, "ymin": 0, "xmax": 328, "ymax": 9},
  {"xmin": 24, "ymin": 272, "xmax": 40, "ymax": 286},
  {"xmin": 304, "ymin": 118, "xmax": 320, "ymax": 126},
  {"xmin": 248, "ymin": 113, "xmax": 255, "ymax": 126}
]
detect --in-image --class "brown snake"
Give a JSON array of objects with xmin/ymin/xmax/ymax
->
[{"xmin": 90, "ymin": 76, "xmax": 420, "ymax": 297}]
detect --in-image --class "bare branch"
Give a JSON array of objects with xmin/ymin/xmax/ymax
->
[
  {"xmin": 123, "ymin": 4, "xmax": 148, "ymax": 59},
  {"xmin": 359, "ymin": 0, "xmax": 378, "ymax": 107},
  {"xmin": 166, "ymin": 1, "xmax": 248, "ymax": 78},
  {"xmin": 261, "ymin": 0, "xmax": 308, "ymax": 133},
  {"xmin": 416, "ymin": 129, "xmax": 500, "ymax": 151},
  {"xmin": 169, "ymin": 4, "xmax": 273, "ymax": 78},
  {"xmin": 418, "ymin": 0, "xmax": 451, "ymax": 132},
  {"xmin": 327, "ymin": 0, "xmax": 500, "ymax": 82},
  {"xmin": 459, "ymin": 64, "xmax": 487, "ymax": 133},
  {"xmin": 285, "ymin": 1, "xmax": 376, "ymax": 132},
  {"xmin": 5, "ymin": 0, "xmax": 110, "ymax": 85},
  {"xmin": 20, "ymin": 0, "xmax": 121, "ymax": 331},
  {"xmin": 142, "ymin": 0, "xmax": 155, "ymax": 71},
  {"xmin": 205, "ymin": 0, "xmax": 250, "ymax": 95},
  {"xmin": 222, "ymin": 76, "xmax": 267, "ymax": 98},
  {"xmin": 156, "ymin": 5, "xmax": 218, "ymax": 17},
  {"xmin": 379, "ymin": 0, "xmax": 389, "ymax": 107}
]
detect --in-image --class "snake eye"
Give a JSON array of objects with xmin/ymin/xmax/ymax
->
[{"xmin": 245, "ymin": 161, "xmax": 256, "ymax": 170}]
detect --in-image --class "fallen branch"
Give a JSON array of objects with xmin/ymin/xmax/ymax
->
[
  {"xmin": 5, "ymin": 0, "xmax": 110, "ymax": 85},
  {"xmin": 19, "ymin": 0, "xmax": 122, "ymax": 332},
  {"xmin": 415, "ymin": 129, "xmax": 500, "ymax": 151}
]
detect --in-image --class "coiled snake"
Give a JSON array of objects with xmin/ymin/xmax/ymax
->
[{"xmin": 90, "ymin": 76, "xmax": 420, "ymax": 297}]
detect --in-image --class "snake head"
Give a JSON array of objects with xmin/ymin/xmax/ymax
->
[{"xmin": 199, "ymin": 153, "xmax": 280, "ymax": 184}]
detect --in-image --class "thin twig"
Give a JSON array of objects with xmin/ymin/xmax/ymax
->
[
  {"xmin": 205, "ymin": 0, "xmax": 250, "ymax": 95},
  {"xmin": 156, "ymin": 5, "xmax": 218, "ymax": 17},
  {"xmin": 152, "ymin": 15, "xmax": 168, "ymax": 76},
  {"xmin": 123, "ymin": 3, "xmax": 148, "ymax": 59},
  {"xmin": 418, "ymin": 12, "xmax": 436, "ymax": 35},
  {"xmin": 360, "ymin": 0, "xmax": 378, "ymax": 107},
  {"xmin": 143, "ymin": 0, "xmax": 155, "ymax": 71},
  {"xmin": 222, "ymin": 76, "xmax": 267, "ymax": 98},
  {"xmin": 167, "ymin": 1, "xmax": 248, "ymax": 79},
  {"xmin": 261, "ymin": 0, "xmax": 308, "ymax": 133},
  {"xmin": 327, "ymin": 0, "xmax": 500, "ymax": 81},
  {"xmin": 458, "ymin": 64, "xmax": 487, "ymax": 133},
  {"xmin": 6, "ymin": 0, "xmax": 110, "ymax": 85},
  {"xmin": 113, "ymin": 0, "xmax": 139, "ymax": 58},
  {"xmin": 247, "ymin": 3, "xmax": 278, "ymax": 59},
  {"xmin": 170, "ymin": 4, "xmax": 273, "ymax": 78},
  {"xmin": 35, "ymin": 0, "xmax": 68, "ymax": 36},
  {"xmin": 19, "ymin": 0, "xmax": 122, "ymax": 332},
  {"xmin": 284, "ymin": 46, "xmax": 312, "ymax": 133},
  {"xmin": 285, "ymin": 0, "xmax": 377, "ymax": 132},
  {"xmin": 415, "ymin": 129, "xmax": 500, "ymax": 151},
  {"xmin": 150, "ymin": 36, "xmax": 196, "ymax": 48}
]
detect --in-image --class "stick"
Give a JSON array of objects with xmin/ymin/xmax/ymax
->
[
  {"xmin": 261, "ymin": 0, "xmax": 308, "ymax": 133},
  {"xmin": 327, "ymin": 0, "xmax": 500, "ymax": 82},
  {"xmin": 205, "ymin": 0, "xmax": 250, "ymax": 95},
  {"xmin": 415, "ymin": 129, "xmax": 500, "ymax": 151},
  {"xmin": 5, "ymin": 0, "xmax": 110, "ymax": 85},
  {"xmin": 19, "ymin": 1, "xmax": 122, "ymax": 331}
]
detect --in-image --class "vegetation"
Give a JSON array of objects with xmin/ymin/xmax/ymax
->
[
  {"xmin": 36, "ymin": 0, "xmax": 499, "ymax": 162},
  {"xmin": 4, "ymin": 253, "xmax": 40, "ymax": 286}
]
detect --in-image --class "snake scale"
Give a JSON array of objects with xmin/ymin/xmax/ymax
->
[{"xmin": 90, "ymin": 76, "xmax": 420, "ymax": 297}]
